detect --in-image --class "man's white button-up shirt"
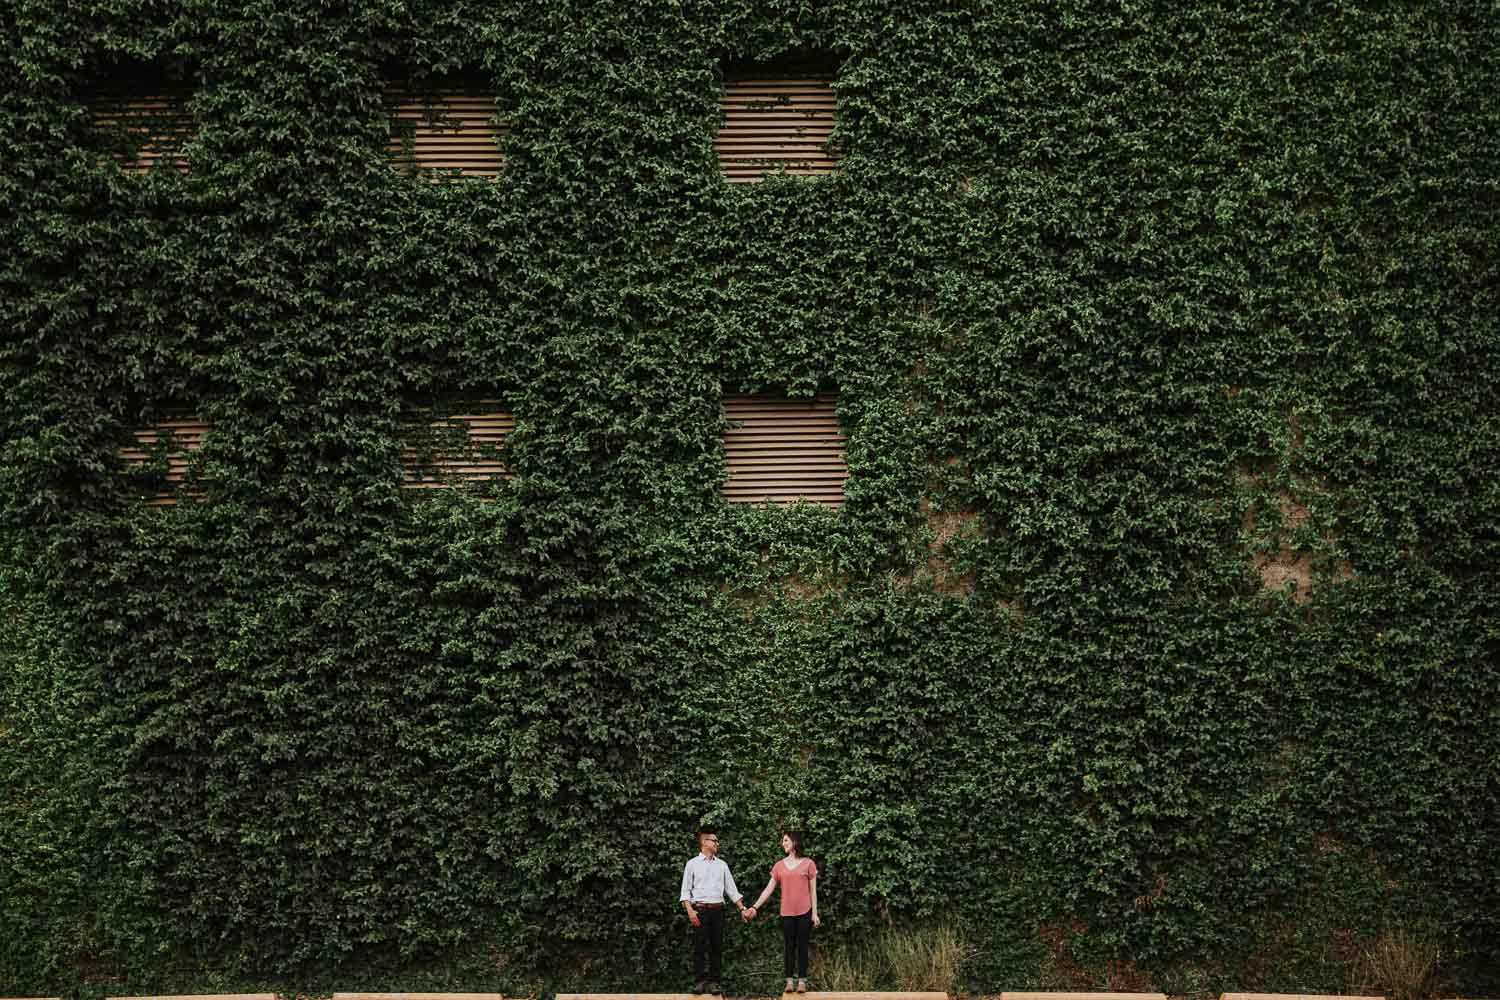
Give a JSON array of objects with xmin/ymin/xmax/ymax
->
[{"xmin": 679, "ymin": 853, "xmax": 743, "ymax": 904}]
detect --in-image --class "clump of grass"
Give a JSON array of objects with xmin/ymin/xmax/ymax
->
[
  {"xmin": 1352, "ymin": 929, "xmax": 1443, "ymax": 1000},
  {"xmin": 884, "ymin": 924, "xmax": 972, "ymax": 990},
  {"xmin": 814, "ymin": 940, "xmax": 880, "ymax": 991},
  {"xmin": 813, "ymin": 924, "xmax": 973, "ymax": 993}
]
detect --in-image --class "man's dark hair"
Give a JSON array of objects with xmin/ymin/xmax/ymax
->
[{"xmin": 697, "ymin": 825, "xmax": 717, "ymax": 841}]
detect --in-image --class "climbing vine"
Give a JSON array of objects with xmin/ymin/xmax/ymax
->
[{"xmin": 2, "ymin": 0, "xmax": 1498, "ymax": 996}]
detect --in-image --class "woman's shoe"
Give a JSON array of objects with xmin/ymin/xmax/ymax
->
[{"xmin": 796, "ymin": 980, "xmax": 808, "ymax": 994}]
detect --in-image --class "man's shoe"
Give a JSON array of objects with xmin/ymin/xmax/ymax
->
[
  {"xmin": 708, "ymin": 983, "xmax": 722, "ymax": 996},
  {"xmin": 785, "ymin": 979, "xmax": 796, "ymax": 994},
  {"xmin": 796, "ymin": 980, "xmax": 808, "ymax": 994},
  {"xmin": 691, "ymin": 983, "xmax": 705, "ymax": 996}
]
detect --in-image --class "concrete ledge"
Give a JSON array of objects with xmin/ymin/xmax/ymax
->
[
  {"xmin": 111, "ymin": 995, "xmax": 278, "ymax": 1000},
  {"xmin": 334, "ymin": 994, "xmax": 506, "ymax": 1000},
  {"xmin": 1222, "ymin": 995, "xmax": 1382, "ymax": 1000},
  {"xmin": 1002, "ymin": 993, "xmax": 1167, "ymax": 1000},
  {"xmin": 559, "ymin": 995, "xmax": 948, "ymax": 1000}
]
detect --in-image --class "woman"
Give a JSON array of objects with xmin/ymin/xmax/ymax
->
[{"xmin": 745, "ymin": 830, "xmax": 819, "ymax": 993}]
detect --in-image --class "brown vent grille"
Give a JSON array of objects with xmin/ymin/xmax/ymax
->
[
  {"xmin": 723, "ymin": 393, "xmax": 847, "ymax": 505},
  {"xmin": 119, "ymin": 415, "xmax": 209, "ymax": 505},
  {"xmin": 716, "ymin": 78, "xmax": 838, "ymax": 183},
  {"xmin": 388, "ymin": 93, "xmax": 508, "ymax": 177},
  {"xmin": 90, "ymin": 95, "xmax": 193, "ymax": 172},
  {"xmin": 403, "ymin": 403, "xmax": 513, "ymax": 488}
]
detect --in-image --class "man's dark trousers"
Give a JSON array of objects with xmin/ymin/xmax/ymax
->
[{"xmin": 693, "ymin": 905, "xmax": 726, "ymax": 983}]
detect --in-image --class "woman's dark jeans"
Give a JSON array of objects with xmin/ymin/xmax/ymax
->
[{"xmin": 782, "ymin": 910, "xmax": 812, "ymax": 978}]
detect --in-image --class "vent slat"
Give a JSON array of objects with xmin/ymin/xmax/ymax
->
[
  {"xmin": 402, "ymin": 403, "xmax": 513, "ymax": 487},
  {"xmin": 715, "ymin": 147, "xmax": 837, "ymax": 157},
  {"xmin": 119, "ymin": 415, "xmax": 210, "ymax": 504},
  {"xmin": 717, "ymin": 77, "xmax": 839, "ymax": 184},
  {"xmin": 724, "ymin": 462, "xmax": 851, "ymax": 471},
  {"xmin": 388, "ymin": 92, "xmax": 509, "ymax": 177},
  {"xmin": 90, "ymin": 95, "xmax": 193, "ymax": 173},
  {"xmin": 723, "ymin": 393, "xmax": 846, "ymax": 505},
  {"xmin": 717, "ymin": 130, "xmax": 837, "ymax": 138},
  {"xmin": 726, "ymin": 451, "xmax": 847, "ymax": 460}
]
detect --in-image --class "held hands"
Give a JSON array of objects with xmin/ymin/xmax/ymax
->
[{"xmin": 730, "ymin": 905, "xmax": 815, "ymax": 925}]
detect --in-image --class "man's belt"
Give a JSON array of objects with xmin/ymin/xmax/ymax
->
[{"xmin": 691, "ymin": 902, "xmax": 725, "ymax": 909}]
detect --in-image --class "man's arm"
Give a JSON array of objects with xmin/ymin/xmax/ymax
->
[
  {"xmin": 680, "ymin": 860, "xmax": 700, "ymax": 926},
  {"xmin": 724, "ymin": 864, "xmax": 745, "ymax": 910}
]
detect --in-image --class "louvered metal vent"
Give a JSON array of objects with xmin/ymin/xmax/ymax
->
[
  {"xmin": 716, "ymin": 78, "xmax": 838, "ymax": 183},
  {"xmin": 119, "ymin": 415, "xmax": 210, "ymax": 505},
  {"xmin": 403, "ymin": 403, "xmax": 513, "ymax": 488},
  {"xmin": 723, "ymin": 393, "xmax": 847, "ymax": 505},
  {"xmin": 90, "ymin": 95, "xmax": 193, "ymax": 172},
  {"xmin": 388, "ymin": 93, "xmax": 508, "ymax": 176}
]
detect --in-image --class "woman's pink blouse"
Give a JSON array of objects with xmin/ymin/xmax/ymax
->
[{"xmin": 771, "ymin": 857, "xmax": 818, "ymax": 916}]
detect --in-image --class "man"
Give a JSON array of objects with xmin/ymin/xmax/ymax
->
[{"xmin": 678, "ymin": 826, "xmax": 751, "ymax": 995}]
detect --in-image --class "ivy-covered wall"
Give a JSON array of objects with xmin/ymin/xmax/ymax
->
[{"xmin": 3, "ymin": 0, "xmax": 1498, "ymax": 995}]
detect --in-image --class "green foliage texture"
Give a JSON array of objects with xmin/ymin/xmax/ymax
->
[{"xmin": 3, "ymin": 0, "xmax": 1498, "ymax": 995}]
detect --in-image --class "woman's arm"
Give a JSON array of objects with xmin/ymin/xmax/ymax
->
[
  {"xmin": 749, "ymin": 874, "xmax": 777, "ymax": 914},
  {"xmin": 810, "ymin": 876, "xmax": 819, "ymax": 927}
]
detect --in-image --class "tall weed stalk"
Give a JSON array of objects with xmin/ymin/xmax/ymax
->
[
  {"xmin": 813, "ymin": 925, "xmax": 972, "ymax": 993},
  {"xmin": 1352, "ymin": 929, "xmax": 1444, "ymax": 1000}
]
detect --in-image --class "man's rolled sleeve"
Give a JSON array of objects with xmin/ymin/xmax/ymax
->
[{"xmin": 679, "ymin": 859, "xmax": 695, "ymax": 902}]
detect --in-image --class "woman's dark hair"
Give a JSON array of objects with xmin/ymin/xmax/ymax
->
[{"xmin": 783, "ymin": 829, "xmax": 803, "ymax": 857}]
